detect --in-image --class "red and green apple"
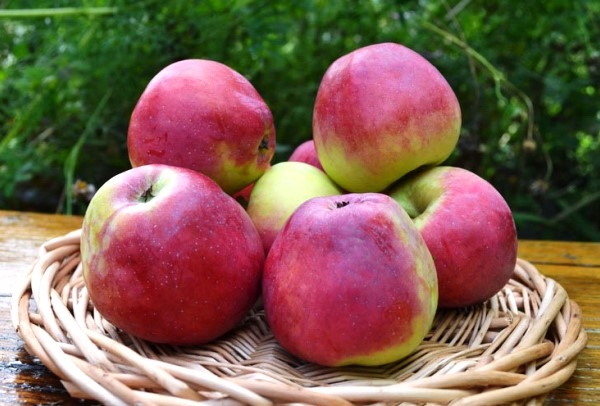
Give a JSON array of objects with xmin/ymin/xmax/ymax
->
[
  {"xmin": 80, "ymin": 164, "xmax": 265, "ymax": 345},
  {"xmin": 388, "ymin": 166, "xmax": 518, "ymax": 308},
  {"xmin": 127, "ymin": 59, "xmax": 276, "ymax": 195},
  {"xmin": 262, "ymin": 193, "xmax": 438, "ymax": 366},
  {"xmin": 313, "ymin": 42, "xmax": 461, "ymax": 192}
]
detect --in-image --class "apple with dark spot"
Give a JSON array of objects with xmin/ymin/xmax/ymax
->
[{"xmin": 127, "ymin": 59, "xmax": 276, "ymax": 195}]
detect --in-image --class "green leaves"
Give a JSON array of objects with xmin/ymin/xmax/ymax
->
[{"xmin": 1, "ymin": 0, "xmax": 598, "ymax": 239}]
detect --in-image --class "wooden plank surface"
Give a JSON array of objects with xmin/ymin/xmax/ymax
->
[
  {"xmin": 0, "ymin": 210, "xmax": 83, "ymax": 297},
  {"xmin": 0, "ymin": 211, "xmax": 88, "ymax": 404},
  {"xmin": 519, "ymin": 241, "xmax": 600, "ymax": 405},
  {"xmin": 1, "ymin": 210, "xmax": 599, "ymax": 405},
  {"xmin": 518, "ymin": 239, "xmax": 600, "ymax": 266}
]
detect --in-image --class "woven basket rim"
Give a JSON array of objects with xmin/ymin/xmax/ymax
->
[{"xmin": 11, "ymin": 228, "xmax": 587, "ymax": 406}]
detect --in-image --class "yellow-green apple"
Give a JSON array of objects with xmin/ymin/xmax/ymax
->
[
  {"xmin": 80, "ymin": 164, "xmax": 265, "ymax": 345},
  {"xmin": 246, "ymin": 161, "xmax": 342, "ymax": 253},
  {"xmin": 312, "ymin": 42, "xmax": 461, "ymax": 192},
  {"xmin": 388, "ymin": 166, "xmax": 518, "ymax": 308},
  {"xmin": 127, "ymin": 59, "xmax": 276, "ymax": 195},
  {"xmin": 288, "ymin": 139, "xmax": 324, "ymax": 171},
  {"xmin": 262, "ymin": 193, "xmax": 438, "ymax": 367}
]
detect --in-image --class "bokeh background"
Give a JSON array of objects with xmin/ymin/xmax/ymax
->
[{"xmin": 1, "ymin": 1, "xmax": 599, "ymax": 241}]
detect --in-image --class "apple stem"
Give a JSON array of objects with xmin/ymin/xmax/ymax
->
[
  {"xmin": 258, "ymin": 136, "xmax": 270, "ymax": 151},
  {"xmin": 140, "ymin": 186, "xmax": 155, "ymax": 203}
]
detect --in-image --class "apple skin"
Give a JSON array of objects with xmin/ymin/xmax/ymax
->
[
  {"xmin": 312, "ymin": 42, "xmax": 461, "ymax": 192},
  {"xmin": 246, "ymin": 161, "xmax": 342, "ymax": 253},
  {"xmin": 80, "ymin": 164, "xmax": 265, "ymax": 345},
  {"xmin": 288, "ymin": 139, "xmax": 324, "ymax": 171},
  {"xmin": 387, "ymin": 166, "xmax": 518, "ymax": 308},
  {"xmin": 231, "ymin": 182, "xmax": 255, "ymax": 209},
  {"xmin": 127, "ymin": 59, "xmax": 276, "ymax": 195},
  {"xmin": 262, "ymin": 193, "xmax": 438, "ymax": 367}
]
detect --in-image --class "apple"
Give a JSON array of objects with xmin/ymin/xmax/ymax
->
[
  {"xmin": 231, "ymin": 182, "xmax": 255, "ymax": 209},
  {"xmin": 127, "ymin": 59, "xmax": 276, "ymax": 195},
  {"xmin": 262, "ymin": 193, "xmax": 438, "ymax": 367},
  {"xmin": 312, "ymin": 42, "xmax": 461, "ymax": 192},
  {"xmin": 80, "ymin": 164, "xmax": 265, "ymax": 345},
  {"xmin": 387, "ymin": 166, "xmax": 518, "ymax": 308},
  {"xmin": 246, "ymin": 161, "xmax": 342, "ymax": 253},
  {"xmin": 288, "ymin": 139, "xmax": 324, "ymax": 171}
]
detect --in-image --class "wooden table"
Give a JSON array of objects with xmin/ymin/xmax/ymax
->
[{"xmin": 1, "ymin": 209, "xmax": 599, "ymax": 405}]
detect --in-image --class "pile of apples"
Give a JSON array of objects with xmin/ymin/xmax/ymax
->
[{"xmin": 80, "ymin": 42, "xmax": 518, "ymax": 368}]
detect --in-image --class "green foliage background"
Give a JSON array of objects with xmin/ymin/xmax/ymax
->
[{"xmin": 1, "ymin": 0, "xmax": 599, "ymax": 240}]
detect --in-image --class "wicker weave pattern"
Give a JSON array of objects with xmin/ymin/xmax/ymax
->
[{"xmin": 11, "ymin": 229, "xmax": 587, "ymax": 406}]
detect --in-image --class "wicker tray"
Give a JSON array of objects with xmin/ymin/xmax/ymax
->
[{"xmin": 11, "ymin": 229, "xmax": 587, "ymax": 406}]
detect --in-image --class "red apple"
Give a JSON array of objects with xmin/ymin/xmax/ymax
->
[
  {"xmin": 127, "ymin": 59, "xmax": 276, "ymax": 195},
  {"xmin": 231, "ymin": 182, "xmax": 255, "ymax": 209},
  {"xmin": 288, "ymin": 139, "xmax": 324, "ymax": 171},
  {"xmin": 263, "ymin": 193, "xmax": 438, "ymax": 367},
  {"xmin": 80, "ymin": 164, "xmax": 265, "ymax": 345},
  {"xmin": 388, "ymin": 166, "xmax": 518, "ymax": 308},
  {"xmin": 313, "ymin": 42, "xmax": 461, "ymax": 192}
]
